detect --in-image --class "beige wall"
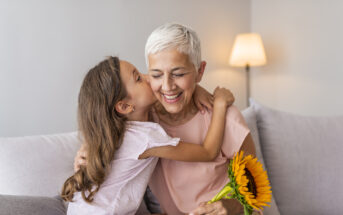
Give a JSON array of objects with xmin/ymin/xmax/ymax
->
[
  {"xmin": 0, "ymin": 0, "xmax": 250, "ymax": 136},
  {"xmin": 4, "ymin": 1, "xmax": 340, "ymax": 137},
  {"xmin": 250, "ymin": 1, "xmax": 343, "ymax": 116}
]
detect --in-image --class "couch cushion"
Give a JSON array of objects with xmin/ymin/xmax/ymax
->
[
  {"xmin": 242, "ymin": 107, "xmax": 263, "ymax": 162},
  {"xmin": 251, "ymin": 100, "xmax": 343, "ymax": 215},
  {"xmin": 242, "ymin": 107, "xmax": 280, "ymax": 215},
  {"xmin": 0, "ymin": 132, "xmax": 81, "ymax": 197},
  {"xmin": 0, "ymin": 195, "xmax": 66, "ymax": 215}
]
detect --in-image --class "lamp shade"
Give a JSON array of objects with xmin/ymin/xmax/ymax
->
[{"xmin": 229, "ymin": 33, "xmax": 267, "ymax": 67}]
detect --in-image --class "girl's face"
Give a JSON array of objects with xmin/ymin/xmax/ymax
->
[
  {"xmin": 119, "ymin": 60, "xmax": 157, "ymax": 110},
  {"xmin": 147, "ymin": 49, "xmax": 203, "ymax": 114}
]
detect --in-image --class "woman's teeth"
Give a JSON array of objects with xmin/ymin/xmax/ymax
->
[{"xmin": 164, "ymin": 94, "xmax": 179, "ymax": 99}]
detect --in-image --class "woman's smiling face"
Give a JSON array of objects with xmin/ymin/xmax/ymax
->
[{"xmin": 147, "ymin": 49, "xmax": 204, "ymax": 114}]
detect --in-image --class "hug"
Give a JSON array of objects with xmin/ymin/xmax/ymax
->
[
  {"xmin": 63, "ymin": 23, "xmax": 257, "ymax": 215},
  {"xmin": 3, "ymin": 1, "xmax": 343, "ymax": 214}
]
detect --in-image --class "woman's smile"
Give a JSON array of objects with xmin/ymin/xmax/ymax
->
[{"xmin": 162, "ymin": 92, "xmax": 183, "ymax": 103}]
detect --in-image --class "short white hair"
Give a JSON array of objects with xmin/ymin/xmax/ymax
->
[{"xmin": 145, "ymin": 23, "xmax": 202, "ymax": 69}]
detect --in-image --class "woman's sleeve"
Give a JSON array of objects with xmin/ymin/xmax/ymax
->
[{"xmin": 221, "ymin": 106, "xmax": 250, "ymax": 159}]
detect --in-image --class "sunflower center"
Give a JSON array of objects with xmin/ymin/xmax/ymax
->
[{"xmin": 244, "ymin": 168, "xmax": 257, "ymax": 198}]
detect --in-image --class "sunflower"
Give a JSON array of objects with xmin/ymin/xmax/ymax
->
[{"xmin": 209, "ymin": 151, "xmax": 272, "ymax": 215}]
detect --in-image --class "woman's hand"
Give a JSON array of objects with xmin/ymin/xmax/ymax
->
[
  {"xmin": 189, "ymin": 199, "xmax": 243, "ymax": 215},
  {"xmin": 193, "ymin": 84, "xmax": 214, "ymax": 114},
  {"xmin": 73, "ymin": 144, "xmax": 87, "ymax": 172},
  {"xmin": 213, "ymin": 87, "xmax": 235, "ymax": 109}
]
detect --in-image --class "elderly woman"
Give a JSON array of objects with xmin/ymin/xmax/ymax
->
[
  {"xmin": 145, "ymin": 23, "xmax": 256, "ymax": 215},
  {"xmin": 75, "ymin": 23, "xmax": 256, "ymax": 215}
]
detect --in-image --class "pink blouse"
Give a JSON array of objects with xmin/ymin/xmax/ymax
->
[{"xmin": 149, "ymin": 106, "xmax": 250, "ymax": 214}]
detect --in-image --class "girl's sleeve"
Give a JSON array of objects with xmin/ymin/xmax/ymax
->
[
  {"xmin": 147, "ymin": 124, "xmax": 180, "ymax": 149},
  {"xmin": 221, "ymin": 106, "xmax": 251, "ymax": 159},
  {"xmin": 127, "ymin": 124, "xmax": 180, "ymax": 160}
]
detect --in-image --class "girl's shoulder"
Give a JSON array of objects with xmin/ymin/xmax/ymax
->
[
  {"xmin": 116, "ymin": 121, "xmax": 168, "ymax": 160},
  {"xmin": 125, "ymin": 121, "xmax": 167, "ymax": 140},
  {"xmin": 122, "ymin": 121, "xmax": 179, "ymax": 154},
  {"xmin": 126, "ymin": 120, "xmax": 161, "ymax": 130}
]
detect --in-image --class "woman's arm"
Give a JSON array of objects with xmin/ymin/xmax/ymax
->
[
  {"xmin": 189, "ymin": 133, "xmax": 257, "ymax": 215},
  {"xmin": 139, "ymin": 87, "xmax": 231, "ymax": 162},
  {"xmin": 239, "ymin": 133, "xmax": 256, "ymax": 156}
]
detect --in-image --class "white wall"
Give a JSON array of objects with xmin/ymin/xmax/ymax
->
[
  {"xmin": 0, "ymin": 0, "xmax": 250, "ymax": 137},
  {"xmin": 251, "ymin": 1, "xmax": 343, "ymax": 116}
]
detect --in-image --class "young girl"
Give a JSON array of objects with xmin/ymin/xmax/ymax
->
[{"xmin": 61, "ymin": 56, "xmax": 232, "ymax": 215}]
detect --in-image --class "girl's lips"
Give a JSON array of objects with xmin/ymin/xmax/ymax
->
[{"xmin": 162, "ymin": 92, "xmax": 182, "ymax": 103}]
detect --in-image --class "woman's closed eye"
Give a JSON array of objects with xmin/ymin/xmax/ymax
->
[
  {"xmin": 151, "ymin": 74, "xmax": 162, "ymax": 79},
  {"xmin": 150, "ymin": 72, "xmax": 185, "ymax": 79},
  {"xmin": 172, "ymin": 73, "xmax": 185, "ymax": 77}
]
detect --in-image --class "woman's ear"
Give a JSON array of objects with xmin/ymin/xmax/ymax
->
[
  {"xmin": 196, "ymin": 61, "xmax": 206, "ymax": 83},
  {"xmin": 115, "ymin": 101, "xmax": 135, "ymax": 115}
]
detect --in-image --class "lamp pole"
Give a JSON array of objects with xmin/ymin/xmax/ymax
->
[
  {"xmin": 229, "ymin": 33, "xmax": 267, "ymax": 107},
  {"xmin": 245, "ymin": 64, "xmax": 250, "ymax": 107}
]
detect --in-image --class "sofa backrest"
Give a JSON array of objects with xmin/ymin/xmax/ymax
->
[
  {"xmin": 242, "ymin": 107, "xmax": 281, "ymax": 215},
  {"xmin": 0, "ymin": 132, "xmax": 81, "ymax": 197},
  {"xmin": 248, "ymin": 99, "xmax": 343, "ymax": 215}
]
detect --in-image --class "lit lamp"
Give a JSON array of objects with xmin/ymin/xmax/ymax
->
[{"xmin": 229, "ymin": 33, "xmax": 267, "ymax": 106}]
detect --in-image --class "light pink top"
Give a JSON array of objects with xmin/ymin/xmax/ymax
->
[
  {"xmin": 149, "ymin": 106, "xmax": 250, "ymax": 214},
  {"xmin": 67, "ymin": 121, "xmax": 179, "ymax": 215}
]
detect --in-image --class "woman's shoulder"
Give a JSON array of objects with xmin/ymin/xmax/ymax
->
[
  {"xmin": 227, "ymin": 105, "xmax": 247, "ymax": 123},
  {"xmin": 226, "ymin": 105, "xmax": 243, "ymax": 118}
]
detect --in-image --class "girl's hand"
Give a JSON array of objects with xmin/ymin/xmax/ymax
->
[
  {"xmin": 73, "ymin": 144, "xmax": 87, "ymax": 172},
  {"xmin": 213, "ymin": 87, "xmax": 235, "ymax": 109},
  {"xmin": 193, "ymin": 84, "xmax": 214, "ymax": 114}
]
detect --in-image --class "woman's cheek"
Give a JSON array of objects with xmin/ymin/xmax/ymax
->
[
  {"xmin": 148, "ymin": 79, "xmax": 161, "ymax": 93},
  {"xmin": 178, "ymin": 76, "xmax": 196, "ymax": 91}
]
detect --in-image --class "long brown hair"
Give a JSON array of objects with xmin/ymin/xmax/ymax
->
[{"xmin": 61, "ymin": 56, "xmax": 127, "ymax": 203}]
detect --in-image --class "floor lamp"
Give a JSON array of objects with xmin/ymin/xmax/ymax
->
[{"xmin": 229, "ymin": 33, "xmax": 267, "ymax": 107}]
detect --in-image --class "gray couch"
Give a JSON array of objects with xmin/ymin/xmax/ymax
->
[
  {"xmin": 243, "ymin": 100, "xmax": 343, "ymax": 215},
  {"xmin": 1, "ymin": 100, "xmax": 342, "ymax": 215}
]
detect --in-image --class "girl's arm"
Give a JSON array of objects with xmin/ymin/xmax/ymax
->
[
  {"xmin": 193, "ymin": 84, "xmax": 235, "ymax": 113},
  {"xmin": 139, "ymin": 87, "xmax": 231, "ymax": 162}
]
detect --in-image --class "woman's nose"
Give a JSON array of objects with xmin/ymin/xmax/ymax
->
[{"xmin": 162, "ymin": 75, "xmax": 175, "ymax": 91}]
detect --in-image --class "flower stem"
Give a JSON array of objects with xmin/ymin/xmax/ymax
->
[
  {"xmin": 208, "ymin": 185, "xmax": 233, "ymax": 203},
  {"xmin": 244, "ymin": 205, "xmax": 253, "ymax": 215}
]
